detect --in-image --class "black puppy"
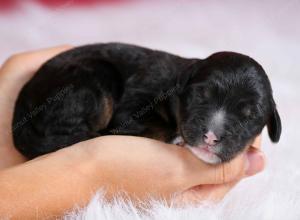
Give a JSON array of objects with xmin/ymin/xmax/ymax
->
[{"xmin": 12, "ymin": 43, "xmax": 281, "ymax": 164}]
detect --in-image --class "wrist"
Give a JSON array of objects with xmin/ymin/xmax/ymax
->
[
  {"xmin": 0, "ymin": 143, "xmax": 27, "ymax": 169},
  {"xmin": 57, "ymin": 143, "xmax": 104, "ymax": 192}
]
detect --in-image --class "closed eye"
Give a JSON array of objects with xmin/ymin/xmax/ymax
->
[
  {"xmin": 242, "ymin": 107, "xmax": 252, "ymax": 117},
  {"xmin": 242, "ymin": 104, "xmax": 263, "ymax": 120},
  {"xmin": 237, "ymin": 102, "xmax": 258, "ymax": 118}
]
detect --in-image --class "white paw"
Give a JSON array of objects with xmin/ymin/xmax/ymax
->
[{"xmin": 171, "ymin": 136, "xmax": 185, "ymax": 146}]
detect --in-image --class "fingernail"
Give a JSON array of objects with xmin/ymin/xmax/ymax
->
[{"xmin": 245, "ymin": 150, "xmax": 265, "ymax": 176}]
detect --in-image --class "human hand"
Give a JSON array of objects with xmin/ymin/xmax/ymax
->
[
  {"xmin": 173, "ymin": 135, "xmax": 264, "ymax": 204},
  {"xmin": 73, "ymin": 134, "xmax": 264, "ymax": 203},
  {"xmin": 0, "ymin": 133, "xmax": 264, "ymax": 218},
  {"xmin": 0, "ymin": 45, "xmax": 72, "ymax": 169}
]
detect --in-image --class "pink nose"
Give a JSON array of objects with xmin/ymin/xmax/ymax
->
[{"xmin": 203, "ymin": 131, "xmax": 219, "ymax": 146}]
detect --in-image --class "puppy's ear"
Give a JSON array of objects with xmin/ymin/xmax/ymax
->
[
  {"xmin": 267, "ymin": 105, "xmax": 281, "ymax": 143},
  {"xmin": 176, "ymin": 60, "xmax": 202, "ymax": 93}
]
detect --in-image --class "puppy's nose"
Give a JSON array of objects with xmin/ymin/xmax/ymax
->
[{"xmin": 203, "ymin": 131, "xmax": 220, "ymax": 146}]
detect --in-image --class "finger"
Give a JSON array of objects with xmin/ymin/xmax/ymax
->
[
  {"xmin": 0, "ymin": 45, "xmax": 73, "ymax": 104},
  {"xmin": 250, "ymin": 134, "xmax": 262, "ymax": 150},
  {"xmin": 244, "ymin": 148, "xmax": 265, "ymax": 176},
  {"xmin": 175, "ymin": 149, "xmax": 265, "ymax": 204},
  {"xmin": 181, "ymin": 150, "xmax": 246, "ymax": 187},
  {"xmin": 18, "ymin": 45, "xmax": 73, "ymax": 74},
  {"xmin": 173, "ymin": 180, "xmax": 239, "ymax": 205},
  {"xmin": 181, "ymin": 146, "xmax": 265, "ymax": 188},
  {"xmin": 0, "ymin": 45, "xmax": 73, "ymax": 81}
]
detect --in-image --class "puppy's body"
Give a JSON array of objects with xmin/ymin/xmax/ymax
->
[{"xmin": 12, "ymin": 43, "xmax": 281, "ymax": 163}]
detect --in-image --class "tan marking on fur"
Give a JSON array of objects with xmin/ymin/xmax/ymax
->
[
  {"xmin": 140, "ymin": 119, "xmax": 169, "ymax": 142},
  {"xmin": 144, "ymin": 126, "xmax": 170, "ymax": 142},
  {"xmin": 97, "ymin": 96, "xmax": 113, "ymax": 130}
]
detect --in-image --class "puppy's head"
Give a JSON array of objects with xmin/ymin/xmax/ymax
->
[{"xmin": 178, "ymin": 52, "xmax": 281, "ymax": 164}]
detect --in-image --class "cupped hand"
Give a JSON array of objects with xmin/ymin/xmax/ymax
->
[
  {"xmin": 173, "ymin": 135, "xmax": 264, "ymax": 203},
  {"xmin": 71, "ymin": 134, "xmax": 264, "ymax": 203}
]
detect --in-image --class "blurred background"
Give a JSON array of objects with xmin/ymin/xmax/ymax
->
[{"xmin": 0, "ymin": 0, "xmax": 299, "ymax": 218}]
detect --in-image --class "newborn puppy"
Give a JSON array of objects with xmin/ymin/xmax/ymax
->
[
  {"xmin": 12, "ymin": 43, "xmax": 281, "ymax": 164},
  {"xmin": 174, "ymin": 53, "xmax": 281, "ymax": 163}
]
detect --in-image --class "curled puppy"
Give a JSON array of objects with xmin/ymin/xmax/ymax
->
[{"xmin": 12, "ymin": 43, "xmax": 281, "ymax": 164}]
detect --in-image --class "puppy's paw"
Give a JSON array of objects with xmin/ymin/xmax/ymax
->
[{"xmin": 171, "ymin": 136, "xmax": 185, "ymax": 146}]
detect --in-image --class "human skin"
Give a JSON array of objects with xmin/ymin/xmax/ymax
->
[{"xmin": 0, "ymin": 46, "xmax": 265, "ymax": 219}]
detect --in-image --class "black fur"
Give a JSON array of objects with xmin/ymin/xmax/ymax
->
[{"xmin": 12, "ymin": 43, "xmax": 281, "ymax": 161}]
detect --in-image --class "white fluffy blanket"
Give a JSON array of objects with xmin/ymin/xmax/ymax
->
[{"xmin": 0, "ymin": 1, "xmax": 299, "ymax": 219}]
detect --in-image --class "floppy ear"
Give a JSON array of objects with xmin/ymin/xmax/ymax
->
[
  {"xmin": 177, "ymin": 61, "xmax": 196, "ymax": 93},
  {"xmin": 176, "ymin": 59, "xmax": 203, "ymax": 94},
  {"xmin": 267, "ymin": 107, "xmax": 282, "ymax": 143}
]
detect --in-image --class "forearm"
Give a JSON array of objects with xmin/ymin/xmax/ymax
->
[
  {"xmin": 0, "ymin": 147, "xmax": 99, "ymax": 219},
  {"xmin": 0, "ymin": 136, "xmax": 178, "ymax": 219}
]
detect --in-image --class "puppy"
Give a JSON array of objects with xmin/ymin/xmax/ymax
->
[{"xmin": 12, "ymin": 43, "xmax": 281, "ymax": 164}]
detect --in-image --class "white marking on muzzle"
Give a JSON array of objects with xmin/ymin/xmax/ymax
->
[{"xmin": 208, "ymin": 109, "xmax": 226, "ymax": 132}]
